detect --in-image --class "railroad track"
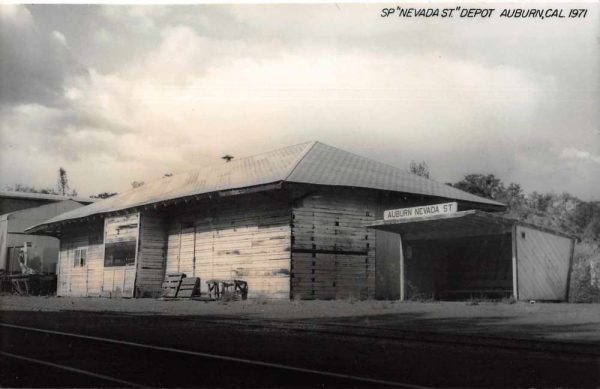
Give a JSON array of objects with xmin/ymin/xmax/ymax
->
[
  {"xmin": 0, "ymin": 322, "xmax": 428, "ymax": 388},
  {"xmin": 163, "ymin": 316, "xmax": 600, "ymax": 358}
]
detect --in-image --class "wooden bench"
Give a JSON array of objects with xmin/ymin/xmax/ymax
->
[
  {"xmin": 234, "ymin": 279, "xmax": 248, "ymax": 300},
  {"xmin": 206, "ymin": 280, "xmax": 222, "ymax": 300},
  {"xmin": 206, "ymin": 279, "xmax": 248, "ymax": 300}
]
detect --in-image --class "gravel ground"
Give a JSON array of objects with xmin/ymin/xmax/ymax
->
[{"xmin": 2, "ymin": 295, "xmax": 599, "ymax": 343}]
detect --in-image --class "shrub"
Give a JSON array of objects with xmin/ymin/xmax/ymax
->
[{"xmin": 569, "ymin": 241, "xmax": 600, "ymax": 303}]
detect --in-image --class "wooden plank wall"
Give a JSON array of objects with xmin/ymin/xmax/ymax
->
[
  {"xmin": 56, "ymin": 223, "xmax": 104, "ymax": 297},
  {"xmin": 291, "ymin": 188, "xmax": 377, "ymax": 300},
  {"xmin": 375, "ymin": 230, "xmax": 401, "ymax": 299},
  {"xmin": 102, "ymin": 214, "xmax": 139, "ymax": 297},
  {"xmin": 165, "ymin": 193, "xmax": 291, "ymax": 299},
  {"xmin": 136, "ymin": 212, "xmax": 168, "ymax": 296},
  {"xmin": 86, "ymin": 230, "xmax": 104, "ymax": 296},
  {"xmin": 516, "ymin": 225, "xmax": 573, "ymax": 301},
  {"xmin": 402, "ymin": 241, "xmax": 437, "ymax": 299}
]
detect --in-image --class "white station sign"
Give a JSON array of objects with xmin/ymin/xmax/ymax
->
[{"xmin": 384, "ymin": 202, "xmax": 457, "ymax": 221}]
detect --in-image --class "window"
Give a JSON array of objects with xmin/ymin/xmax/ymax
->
[
  {"xmin": 104, "ymin": 241, "xmax": 136, "ymax": 267},
  {"xmin": 74, "ymin": 248, "xmax": 87, "ymax": 267}
]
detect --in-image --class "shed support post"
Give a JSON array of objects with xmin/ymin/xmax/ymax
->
[
  {"xmin": 511, "ymin": 225, "xmax": 518, "ymax": 300},
  {"xmin": 399, "ymin": 234, "xmax": 405, "ymax": 301},
  {"xmin": 565, "ymin": 238, "xmax": 576, "ymax": 302}
]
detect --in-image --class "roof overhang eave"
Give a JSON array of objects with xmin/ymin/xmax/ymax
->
[
  {"xmin": 25, "ymin": 181, "xmax": 286, "ymax": 235},
  {"xmin": 368, "ymin": 210, "xmax": 576, "ymax": 240},
  {"xmin": 284, "ymin": 181, "xmax": 506, "ymax": 210}
]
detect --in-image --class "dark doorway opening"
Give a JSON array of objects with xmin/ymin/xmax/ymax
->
[{"xmin": 404, "ymin": 234, "xmax": 513, "ymax": 300}]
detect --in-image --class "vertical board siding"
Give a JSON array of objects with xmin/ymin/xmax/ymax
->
[
  {"xmin": 136, "ymin": 212, "xmax": 168, "ymax": 296},
  {"xmin": 516, "ymin": 225, "xmax": 573, "ymax": 301},
  {"xmin": 66, "ymin": 234, "xmax": 88, "ymax": 297},
  {"xmin": 103, "ymin": 214, "xmax": 139, "ymax": 297},
  {"xmin": 375, "ymin": 230, "xmax": 401, "ymax": 299},
  {"xmin": 291, "ymin": 189, "xmax": 376, "ymax": 300},
  {"xmin": 165, "ymin": 195, "xmax": 291, "ymax": 299},
  {"xmin": 56, "ymin": 223, "xmax": 104, "ymax": 297},
  {"xmin": 86, "ymin": 237, "xmax": 104, "ymax": 296},
  {"xmin": 57, "ymin": 241, "xmax": 69, "ymax": 296}
]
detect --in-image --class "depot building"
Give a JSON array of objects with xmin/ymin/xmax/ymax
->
[{"xmin": 27, "ymin": 141, "xmax": 575, "ymax": 301}]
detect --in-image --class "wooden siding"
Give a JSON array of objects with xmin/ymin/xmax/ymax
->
[
  {"xmin": 101, "ymin": 266, "xmax": 136, "ymax": 298},
  {"xmin": 56, "ymin": 223, "xmax": 104, "ymax": 297},
  {"xmin": 86, "ymin": 231, "xmax": 104, "ymax": 296},
  {"xmin": 375, "ymin": 230, "xmax": 401, "ymax": 300},
  {"xmin": 516, "ymin": 225, "xmax": 573, "ymax": 301},
  {"xmin": 102, "ymin": 214, "xmax": 139, "ymax": 297},
  {"xmin": 136, "ymin": 212, "xmax": 168, "ymax": 296},
  {"xmin": 291, "ymin": 189, "xmax": 376, "ymax": 300},
  {"xmin": 165, "ymin": 194, "xmax": 291, "ymax": 299}
]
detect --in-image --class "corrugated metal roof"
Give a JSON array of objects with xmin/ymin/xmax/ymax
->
[
  {"xmin": 0, "ymin": 190, "xmax": 96, "ymax": 204},
  {"xmin": 28, "ymin": 141, "xmax": 504, "ymax": 231},
  {"xmin": 1, "ymin": 199, "xmax": 84, "ymax": 221},
  {"xmin": 288, "ymin": 142, "xmax": 504, "ymax": 207}
]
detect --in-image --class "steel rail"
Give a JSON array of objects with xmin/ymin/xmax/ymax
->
[
  {"xmin": 0, "ymin": 351, "xmax": 150, "ymax": 388},
  {"xmin": 0, "ymin": 322, "xmax": 429, "ymax": 389},
  {"xmin": 172, "ymin": 316, "xmax": 600, "ymax": 358}
]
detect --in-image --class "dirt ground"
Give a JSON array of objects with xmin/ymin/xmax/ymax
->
[{"xmin": 1, "ymin": 295, "xmax": 599, "ymax": 344}]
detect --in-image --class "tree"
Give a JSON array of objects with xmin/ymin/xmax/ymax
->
[
  {"xmin": 5, "ymin": 184, "xmax": 58, "ymax": 195},
  {"xmin": 55, "ymin": 167, "xmax": 78, "ymax": 197},
  {"xmin": 453, "ymin": 174, "xmax": 505, "ymax": 200},
  {"xmin": 529, "ymin": 191, "xmax": 553, "ymax": 213},
  {"xmin": 57, "ymin": 167, "xmax": 69, "ymax": 196},
  {"xmin": 505, "ymin": 183, "xmax": 524, "ymax": 201},
  {"xmin": 131, "ymin": 181, "xmax": 145, "ymax": 188},
  {"xmin": 91, "ymin": 192, "xmax": 118, "ymax": 199},
  {"xmin": 570, "ymin": 201, "xmax": 600, "ymax": 240},
  {"xmin": 496, "ymin": 183, "xmax": 525, "ymax": 206},
  {"xmin": 408, "ymin": 161, "xmax": 430, "ymax": 179}
]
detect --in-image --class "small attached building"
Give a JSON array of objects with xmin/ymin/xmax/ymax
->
[
  {"xmin": 1, "ymin": 199, "xmax": 92, "ymax": 275},
  {"xmin": 371, "ymin": 209, "xmax": 576, "ymax": 301},
  {"xmin": 28, "ymin": 141, "xmax": 513, "ymax": 299}
]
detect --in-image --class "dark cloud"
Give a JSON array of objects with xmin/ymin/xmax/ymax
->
[
  {"xmin": 0, "ymin": 6, "xmax": 87, "ymax": 107},
  {"xmin": 0, "ymin": 4, "xmax": 597, "ymax": 200}
]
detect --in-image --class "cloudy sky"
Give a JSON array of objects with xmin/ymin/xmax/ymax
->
[{"xmin": 0, "ymin": 3, "xmax": 598, "ymax": 200}]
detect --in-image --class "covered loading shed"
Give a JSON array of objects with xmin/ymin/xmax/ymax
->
[{"xmin": 370, "ymin": 210, "xmax": 576, "ymax": 301}]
